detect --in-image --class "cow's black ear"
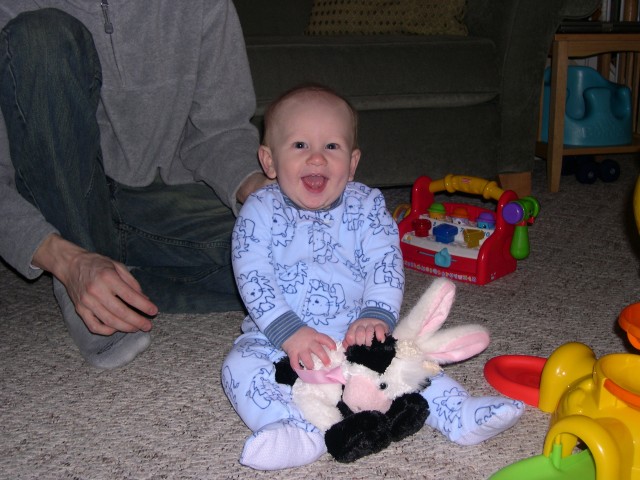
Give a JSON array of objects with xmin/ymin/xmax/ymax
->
[
  {"xmin": 345, "ymin": 336, "xmax": 397, "ymax": 374},
  {"xmin": 274, "ymin": 357, "xmax": 298, "ymax": 386}
]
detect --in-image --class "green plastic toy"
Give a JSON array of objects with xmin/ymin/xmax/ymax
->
[{"xmin": 490, "ymin": 444, "xmax": 595, "ymax": 480}]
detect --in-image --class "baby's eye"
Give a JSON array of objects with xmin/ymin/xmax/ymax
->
[
  {"xmin": 294, "ymin": 142, "xmax": 307, "ymax": 149},
  {"xmin": 325, "ymin": 143, "xmax": 339, "ymax": 150}
]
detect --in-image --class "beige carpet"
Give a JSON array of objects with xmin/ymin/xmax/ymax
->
[{"xmin": 2, "ymin": 157, "xmax": 639, "ymax": 479}]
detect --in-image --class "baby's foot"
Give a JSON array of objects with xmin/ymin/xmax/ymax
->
[
  {"xmin": 422, "ymin": 373, "xmax": 524, "ymax": 445},
  {"xmin": 445, "ymin": 395, "xmax": 524, "ymax": 445},
  {"xmin": 240, "ymin": 420, "xmax": 326, "ymax": 470}
]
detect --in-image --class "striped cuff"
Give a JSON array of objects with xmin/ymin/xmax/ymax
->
[
  {"xmin": 359, "ymin": 306, "xmax": 397, "ymax": 331},
  {"xmin": 264, "ymin": 310, "xmax": 307, "ymax": 348}
]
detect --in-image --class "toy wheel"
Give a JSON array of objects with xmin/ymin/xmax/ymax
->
[
  {"xmin": 575, "ymin": 159, "xmax": 598, "ymax": 184},
  {"xmin": 597, "ymin": 159, "xmax": 620, "ymax": 182},
  {"xmin": 561, "ymin": 155, "xmax": 592, "ymax": 176},
  {"xmin": 561, "ymin": 156, "xmax": 578, "ymax": 176}
]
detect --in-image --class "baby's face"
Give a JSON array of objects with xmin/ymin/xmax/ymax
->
[{"xmin": 260, "ymin": 92, "xmax": 360, "ymax": 211}]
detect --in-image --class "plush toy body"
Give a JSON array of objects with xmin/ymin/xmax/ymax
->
[{"xmin": 275, "ymin": 277, "xmax": 490, "ymax": 462}]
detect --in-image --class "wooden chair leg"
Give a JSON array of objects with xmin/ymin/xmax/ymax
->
[{"xmin": 499, "ymin": 171, "xmax": 532, "ymax": 198}]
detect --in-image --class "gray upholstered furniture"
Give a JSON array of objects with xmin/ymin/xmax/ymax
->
[{"xmin": 233, "ymin": 0, "xmax": 599, "ymax": 196}]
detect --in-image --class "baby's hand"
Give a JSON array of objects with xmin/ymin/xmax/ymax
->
[
  {"xmin": 343, "ymin": 318, "xmax": 389, "ymax": 348},
  {"xmin": 282, "ymin": 326, "xmax": 337, "ymax": 371}
]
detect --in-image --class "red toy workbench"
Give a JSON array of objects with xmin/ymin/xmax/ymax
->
[{"xmin": 396, "ymin": 175, "xmax": 538, "ymax": 285}]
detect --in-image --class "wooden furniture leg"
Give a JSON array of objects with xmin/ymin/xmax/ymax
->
[
  {"xmin": 538, "ymin": 34, "xmax": 640, "ymax": 192},
  {"xmin": 499, "ymin": 171, "xmax": 532, "ymax": 198},
  {"xmin": 633, "ymin": 53, "xmax": 640, "ymax": 134},
  {"xmin": 547, "ymin": 39, "xmax": 569, "ymax": 193}
]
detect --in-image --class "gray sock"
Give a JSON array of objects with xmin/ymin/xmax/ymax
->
[{"xmin": 53, "ymin": 279, "xmax": 151, "ymax": 369}]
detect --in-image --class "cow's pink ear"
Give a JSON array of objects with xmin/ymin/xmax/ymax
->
[
  {"xmin": 422, "ymin": 326, "xmax": 490, "ymax": 365},
  {"xmin": 393, "ymin": 278, "xmax": 456, "ymax": 342}
]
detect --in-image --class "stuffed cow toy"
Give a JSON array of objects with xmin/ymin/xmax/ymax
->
[{"xmin": 275, "ymin": 277, "xmax": 490, "ymax": 462}]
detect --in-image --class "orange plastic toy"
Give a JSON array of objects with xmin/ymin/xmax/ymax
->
[{"xmin": 620, "ymin": 299, "xmax": 640, "ymax": 350}]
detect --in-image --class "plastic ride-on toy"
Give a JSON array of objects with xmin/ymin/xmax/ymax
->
[
  {"xmin": 487, "ymin": 174, "xmax": 640, "ymax": 479},
  {"xmin": 488, "ymin": 331, "xmax": 640, "ymax": 480}
]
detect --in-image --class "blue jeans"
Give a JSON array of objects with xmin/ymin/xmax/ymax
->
[{"xmin": 0, "ymin": 8, "xmax": 243, "ymax": 313}]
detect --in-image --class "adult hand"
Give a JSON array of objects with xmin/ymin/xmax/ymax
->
[
  {"xmin": 236, "ymin": 172, "xmax": 274, "ymax": 204},
  {"xmin": 343, "ymin": 317, "xmax": 389, "ymax": 348},
  {"xmin": 32, "ymin": 234, "xmax": 158, "ymax": 335},
  {"xmin": 281, "ymin": 326, "xmax": 337, "ymax": 370}
]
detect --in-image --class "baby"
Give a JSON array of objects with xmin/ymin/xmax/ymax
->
[{"xmin": 222, "ymin": 84, "xmax": 523, "ymax": 470}]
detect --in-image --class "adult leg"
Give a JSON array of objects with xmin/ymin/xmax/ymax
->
[
  {"xmin": 0, "ymin": 9, "xmax": 117, "ymax": 256},
  {"xmin": 110, "ymin": 175, "xmax": 244, "ymax": 313},
  {"xmin": 0, "ymin": 9, "xmax": 149, "ymax": 368}
]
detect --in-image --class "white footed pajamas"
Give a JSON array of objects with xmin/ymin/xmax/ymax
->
[
  {"xmin": 222, "ymin": 330, "xmax": 524, "ymax": 469},
  {"xmin": 222, "ymin": 331, "xmax": 325, "ymax": 470},
  {"xmin": 223, "ymin": 183, "xmax": 523, "ymax": 470}
]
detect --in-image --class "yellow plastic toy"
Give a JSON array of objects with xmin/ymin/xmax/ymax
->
[
  {"xmin": 539, "ymin": 342, "xmax": 640, "ymax": 480},
  {"xmin": 490, "ymin": 174, "xmax": 640, "ymax": 480},
  {"xmin": 490, "ymin": 340, "xmax": 640, "ymax": 480}
]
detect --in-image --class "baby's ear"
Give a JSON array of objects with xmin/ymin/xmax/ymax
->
[
  {"xmin": 258, "ymin": 145, "xmax": 277, "ymax": 179},
  {"xmin": 348, "ymin": 148, "xmax": 361, "ymax": 180}
]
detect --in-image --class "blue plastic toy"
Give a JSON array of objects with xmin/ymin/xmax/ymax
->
[{"xmin": 540, "ymin": 66, "xmax": 632, "ymax": 147}]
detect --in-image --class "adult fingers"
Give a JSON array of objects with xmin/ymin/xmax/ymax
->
[
  {"xmin": 113, "ymin": 263, "xmax": 158, "ymax": 317},
  {"xmin": 76, "ymin": 304, "xmax": 117, "ymax": 336},
  {"xmin": 77, "ymin": 276, "xmax": 153, "ymax": 333}
]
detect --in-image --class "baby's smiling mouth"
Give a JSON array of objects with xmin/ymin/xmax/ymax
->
[{"xmin": 302, "ymin": 174, "xmax": 327, "ymax": 192}]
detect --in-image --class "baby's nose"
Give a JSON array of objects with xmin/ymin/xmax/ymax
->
[{"xmin": 307, "ymin": 152, "xmax": 327, "ymax": 165}]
